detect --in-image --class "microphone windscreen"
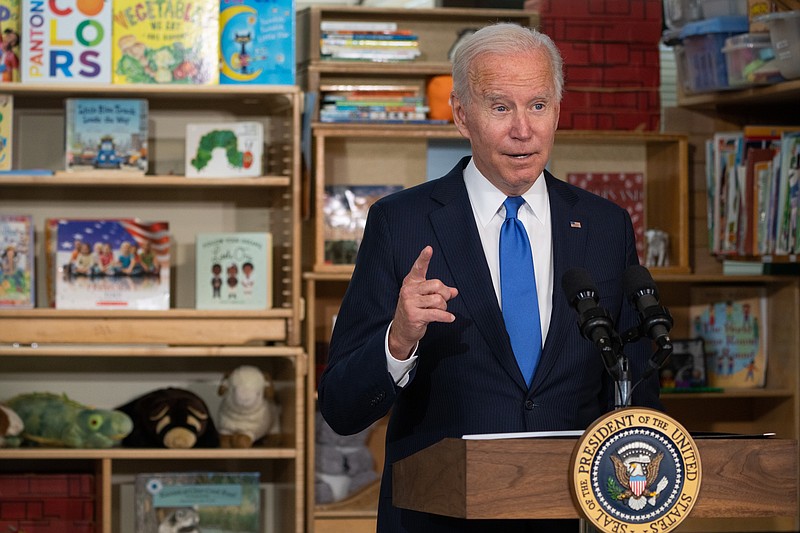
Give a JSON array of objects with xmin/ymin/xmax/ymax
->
[
  {"xmin": 561, "ymin": 267, "xmax": 597, "ymax": 304},
  {"xmin": 622, "ymin": 264, "xmax": 658, "ymax": 300}
]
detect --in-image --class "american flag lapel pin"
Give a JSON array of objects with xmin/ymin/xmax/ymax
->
[{"xmin": 570, "ymin": 221, "xmax": 582, "ymax": 228}]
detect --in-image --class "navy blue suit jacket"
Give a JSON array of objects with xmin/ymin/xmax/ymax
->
[{"xmin": 318, "ymin": 157, "xmax": 661, "ymax": 532}]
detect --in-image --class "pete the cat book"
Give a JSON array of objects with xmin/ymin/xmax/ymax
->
[
  {"xmin": 64, "ymin": 98, "xmax": 148, "ymax": 174},
  {"xmin": 47, "ymin": 218, "xmax": 170, "ymax": 310},
  {"xmin": 0, "ymin": 214, "xmax": 34, "ymax": 309},
  {"xmin": 219, "ymin": 0, "xmax": 295, "ymax": 85},
  {"xmin": 195, "ymin": 232, "xmax": 272, "ymax": 310},
  {"xmin": 21, "ymin": 0, "xmax": 112, "ymax": 83}
]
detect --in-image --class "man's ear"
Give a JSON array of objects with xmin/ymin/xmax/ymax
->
[{"xmin": 450, "ymin": 92, "xmax": 470, "ymax": 140}]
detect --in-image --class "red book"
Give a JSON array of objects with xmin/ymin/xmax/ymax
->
[{"xmin": 567, "ymin": 172, "xmax": 646, "ymax": 263}]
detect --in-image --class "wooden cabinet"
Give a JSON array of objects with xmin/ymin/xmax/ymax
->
[
  {"xmin": 0, "ymin": 84, "xmax": 306, "ymax": 533},
  {"xmin": 658, "ymin": 79, "xmax": 800, "ymax": 532}
]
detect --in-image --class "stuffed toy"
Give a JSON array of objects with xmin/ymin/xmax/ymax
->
[
  {"xmin": 314, "ymin": 410, "xmax": 378, "ymax": 504},
  {"xmin": 0, "ymin": 403, "xmax": 24, "ymax": 447},
  {"xmin": 117, "ymin": 388, "xmax": 219, "ymax": 449},
  {"xmin": 216, "ymin": 365, "xmax": 280, "ymax": 448},
  {"xmin": 3, "ymin": 392, "xmax": 133, "ymax": 448}
]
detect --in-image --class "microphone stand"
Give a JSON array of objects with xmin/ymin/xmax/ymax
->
[
  {"xmin": 613, "ymin": 356, "xmax": 631, "ymax": 410},
  {"xmin": 617, "ymin": 324, "xmax": 673, "ymax": 409}
]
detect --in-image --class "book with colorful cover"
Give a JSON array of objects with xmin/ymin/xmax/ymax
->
[
  {"xmin": 134, "ymin": 472, "xmax": 260, "ymax": 533},
  {"xmin": 0, "ymin": 0, "xmax": 21, "ymax": 83},
  {"xmin": 47, "ymin": 218, "xmax": 170, "ymax": 310},
  {"xmin": 689, "ymin": 286, "xmax": 767, "ymax": 388},
  {"xmin": 323, "ymin": 184, "xmax": 402, "ymax": 265},
  {"xmin": 64, "ymin": 98, "xmax": 148, "ymax": 174},
  {"xmin": 21, "ymin": 0, "xmax": 112, "ymax": 83},
  {"xmin": 659, "ymin": 338, "xmax": 707, "ymax": 391},
  {"xmin": 0, "ymin": 94, "xmax": 11, "ymax": 170},
  {"xmin": 111, "ymin": 0, "xmax": 218, "ymax": 84},
  {"xmin": 566, "ymin": 172, "xmax": 646, "ymax": 263},
  {"xmin": 775, "ymin": 131, "xmax": 800, "ymax": 255},
  {"xmin": 185, "ymin": 121, "xmax": 263, "ymax": 178},
  {"xmin": 219, "ymin": 0, "xmax": 295, "ymax": 85},
  {"xmin": 195, "ymin": 232, "xmax": 272, "ymax": 310},
  {"xmin": 0, "ymin": 214, "xmax": 34, "ymax": 309}
]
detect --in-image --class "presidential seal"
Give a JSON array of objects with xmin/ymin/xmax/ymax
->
[{"xmin": 570, "ymin": 407, "xmax": 701, "ymax": 533}]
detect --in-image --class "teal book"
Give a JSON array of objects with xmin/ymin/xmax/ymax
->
[
  {"xmin": 195, "ymin": 232, "xmax": 272, "ymax": 310},
  {"xmin": 219, "ymin": 0, "xmax": 295, "ymax": 85},
  {"xmin": 135, "ymin": 472, "xmax": 260, "ymax": 532},
  {"xmin": 65, "ymin": 98, "xmax": 149, "ymax": 174}
]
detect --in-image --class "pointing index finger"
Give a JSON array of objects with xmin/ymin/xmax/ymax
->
[{"xmin": 407, "ymin": 245, "xmax": 433, "ymax": 282}]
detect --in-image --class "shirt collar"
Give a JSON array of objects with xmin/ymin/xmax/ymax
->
[{"xmin": 463, "ymin": 158, "xmax": 548, "ymax": 228}]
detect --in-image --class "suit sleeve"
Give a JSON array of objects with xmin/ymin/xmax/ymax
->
[{"xmin": 317, "ymin": 202, "xmax": 404, "ymax": 435}]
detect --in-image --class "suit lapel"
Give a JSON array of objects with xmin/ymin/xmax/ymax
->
[
  {"xmin": 429, "ymin": 163, "xmax": 528, "ymax": 390},
  {"xmin": 531, "ymin": 172, "xmax": 588, "ymax": 391}
]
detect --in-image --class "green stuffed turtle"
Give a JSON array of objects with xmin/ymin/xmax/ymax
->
[{"xmin": 4, "ymin": 392, "xmax": 133, "ymax": 448}]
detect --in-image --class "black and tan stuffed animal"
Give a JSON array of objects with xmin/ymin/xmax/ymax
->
[{"xmin": 116, "ymin": 388, "xmax": 219, "ymax": 448}]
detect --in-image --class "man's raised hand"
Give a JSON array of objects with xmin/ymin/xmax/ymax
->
[{"xmin": 388, "ymin": 246, "xmax": 458, "ymax": 360}]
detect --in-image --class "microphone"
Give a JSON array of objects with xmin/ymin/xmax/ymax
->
[
  {"xmin": 561, "ymin": 268, "xmax": 619, "ymax": 372},
  {"xmin": 622, "ymin": 265, "xmax": 674, "ymax": 374},
  {"xmin": 622, "ymin": 265, "xmax": 673, "ymax": 348}
]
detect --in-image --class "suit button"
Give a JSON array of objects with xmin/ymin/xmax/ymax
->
[
  {"xmin": 369, "ymin": 391, "xmax": 386, "ymax": 407},
  {"xmin": 524, "ymin": 400, "xmax": 534, "ymax": 410}
]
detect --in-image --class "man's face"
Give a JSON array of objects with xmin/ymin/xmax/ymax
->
[{"xmin": 452, "ymin": 47, "xmax": 560, "ymax": 197}]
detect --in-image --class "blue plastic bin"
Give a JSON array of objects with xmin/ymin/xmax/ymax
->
[{"xmin": 680, "ymin": 16, "xmax": 749, "ymax": 92}]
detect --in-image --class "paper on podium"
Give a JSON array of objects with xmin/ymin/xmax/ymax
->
[{"xmin": 462, "ymin": 429, "xmax": 584, "ymax": 440}]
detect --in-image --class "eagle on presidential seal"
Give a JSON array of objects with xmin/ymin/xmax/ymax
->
[{"xmin": 610, "ymin": 441, "xmax": 670, "ymax": 510}]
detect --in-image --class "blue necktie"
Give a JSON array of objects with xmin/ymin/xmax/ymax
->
[{"xmin": 500, "ymin": 196, "xmax": 542, "ymax": 386}]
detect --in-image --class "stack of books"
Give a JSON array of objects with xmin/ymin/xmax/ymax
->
[
  {"xmin": 320, "ymin": 20, "xmax": 420, "ymax": 62},
  {"xmin": 320, "ymin": 84, "xmax": 445, "ymax": 124}
]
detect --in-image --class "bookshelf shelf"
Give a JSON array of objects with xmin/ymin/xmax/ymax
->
[
  {"xmin": 0, "ymin": 84, "xmax": 305, "ymax": 532},
  {"xmin": 0, "ymin": 174, "xmax": 292, "ymax": 187},
  {"xmin": 677, "ymin": 78, "xmax": 800, "ymax": 110}
]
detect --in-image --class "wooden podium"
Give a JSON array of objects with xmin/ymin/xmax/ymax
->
[{"xmin": 393, "ymin": 437, "xmax": 798, "ymax": 522}]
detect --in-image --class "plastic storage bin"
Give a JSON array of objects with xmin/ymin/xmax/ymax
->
[
  {"xmin": 699, "ymin": 0, "xmax": 747, "ymax": 18},
  {"xmin": 755, "ymin": 10, "xmax": 800, "ymax": 79},
  {"xmin": 680, "ymin": 16, "xmax": 749, "ymax": 92},
  {"xmin": 721, "ymin": 33, "xmax": 774, "ymax": 85}
]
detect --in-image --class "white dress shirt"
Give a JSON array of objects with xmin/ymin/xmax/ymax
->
[{"xmin": 386, "ymin": 159, "xmax": 554, "ymax": 385}]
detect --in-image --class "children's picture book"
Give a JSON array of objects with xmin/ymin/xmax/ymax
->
[
  {"xmin": 323, "ymin": 184, "xmax": 402, "ymax": 265},
  {"xmin": 21, "ymin": 0, "xmax": 112, "ymax": 83},
  {"xmin": 111, "ymin": 0, "xmax": 218, "ymax": 84},
  {"xmin": 64, "ymin": 98, "xmax": 148, "ymax": 174},
  {"xmin": 219, "ymin": 0, "xmax": 295, "ymax": 85},
  {"xmin": 0, "ymin": 214, "xmax": 34, "ymax": 309},
  {"xmin": 195, "ymin": 232, "xmax": 272, "ymax": 310},
  {"xmin": 185, "ymin": 122, "xmax": 263, "ymax": 178},
  {"xmin": 0, "ymin": 0, "xmax": 21, "ymax": 83},
  {"xmin": 689, "ymin": 286, "xmax": 768, "ymax": 389},
  {"xmin": 566, "ymin": 172, "xmax": 646, "ymax": 263},
  {"xmin": 0, "ymin": 94, "xmax": 12, "ymax": 170},
  {"xmin": 47, "ymin": 218, "xmax": 170, "ymax": 310},
  {"xmin": 659, "ymin": 338, "xmax": 707, "ymax": 391},
  {"xmin": 135, "ymin": 472, "xmax": 260, "ymax": 533}
]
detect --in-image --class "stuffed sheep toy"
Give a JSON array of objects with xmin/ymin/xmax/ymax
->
[{"xmin": 216, "ymin": 365, "xmax": 279, "ymax": 448}]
